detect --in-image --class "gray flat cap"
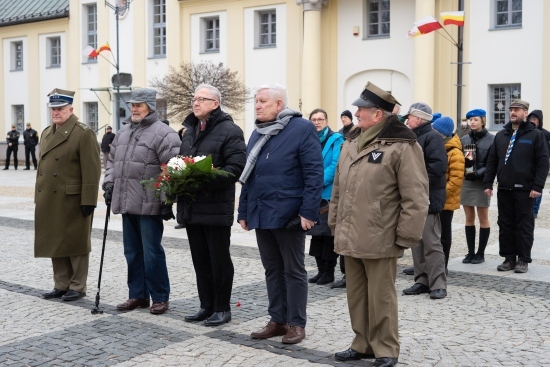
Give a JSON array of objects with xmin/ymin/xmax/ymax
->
[{"xmin": 127, "ymin": 88, "xmax": 157, "ymax": 111}]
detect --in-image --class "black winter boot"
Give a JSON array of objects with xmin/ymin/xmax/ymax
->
[
  {"xmin": 463, "ymin": 226, "xmax": 476, "ymax": 263},
  {"xmin": 472, "ymin": 227, "xmax": 490, "ymax": 264},
  {"xmin": 309, "ymin": 256, "xmax": 324, "ymax": 283},
  {"xmin": 317, "ymin": 259, "xmax": 336, "ymax": 285}
]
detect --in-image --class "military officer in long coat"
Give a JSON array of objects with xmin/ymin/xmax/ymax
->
[{"xmin": 35, "ymin": 89, "xmax": 101, "ymax": 301}]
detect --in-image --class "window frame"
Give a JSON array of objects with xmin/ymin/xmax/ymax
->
[
  {"xmin": 13, "ymin": 105, "xmax": 25, "ymax": 132},
  {"xmin": 494, "ymin": 0, "xmax": 522, "ymax": 29},
  {"xmin": 365, "ymin": 0, "xmax": 390, "ymax": 39},
  {"xmin": 203, "ymin": 17, "xmax": 220, "ymax": 53},
  {"xmin": 47, "ymin": 37, "xmax": 61, "ymax": 68},
  {"xmin": 257, "ymin": 9, "xmax": 276, "ymax": 48},
  {"xmin": 86, "ymin": 4, "xmax": 98, "ymax": 63},
  {"xmin": 85, "ymin": 102, "xmax": 99, "ymax": 133},
  {"xmin": 12, "ymin": 41, "xmax": 23, "ymax": 71},
  {"xmin": 489, "ymin": 83, "xmax": 521, "ymax": 128},
  {"xmin": 152, "ymin": 0, "xmax": 167, "ymax": 57}
]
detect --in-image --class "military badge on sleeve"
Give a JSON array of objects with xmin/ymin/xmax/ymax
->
[{"xmin": 368, "ymin": 151, "xmax": 384, "ymax": 163}]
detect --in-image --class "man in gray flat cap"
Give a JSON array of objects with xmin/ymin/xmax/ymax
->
[
  {"xmin": 103, "ymin": 88, "xmax": 181, "ymax": 315},
  {"xmin": 329, "ymin": 83, "xmax": 428, "ymax": 367},
  {"xmin": 483, "ymin": 99, "xmax": 549, "ymax": 273},
  {"xmin": 37, "ymin": 88, "xmax": 101, "ymax": 301},
  {"xmin": 402, "ymin": 102, "xmax": 448, "ymax": 300}
]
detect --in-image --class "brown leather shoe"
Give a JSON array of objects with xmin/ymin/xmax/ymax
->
[
  {"xmin": 150, "ymin": 301, "xmax": 169, "ymax": 315},
  {"xmin": 250, "ymin": 321, "xmax": 289, "ymax": 339},
  {"xmin": 497, "ymin": 259, "xmax": 516, "ymax": 272},
  {"xmin": 282, "ymin": 325, "xmax": 305, "ymax": 344},
  {"xmin": 116, "ymin": 298, "xmax": 150, "ymax": 311}
]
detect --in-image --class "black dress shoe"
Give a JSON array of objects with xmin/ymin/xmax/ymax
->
[
  {"xmin": 430, "ymin": 289, "xmax": 447, "ymax": 299},
  {"xmin": 184, "ymin": 308, "xmax": 213, "ymax": 322},
  {"xmin": 402, "ymin": 266, "xmax": 414, "ymax": 275},
  {"xmin": 331, "ymin": 275, "xmax": 346, "ymax": 289},
  {"xmin": 373, "ymin": 357, "xmax": 398, "ymax": 367},
  {"xmin": 61, "ymin": 290, "xmax": 86, "ymax": 301},
  {"xmin": 334, "ymin": 348, "xmax": 375, "ymax": 361},
  {"xmin": 402, "ymin": 283, "xmax": 430, "ymax": 295},
  {"xmin": 23, "ymin": 167, "xmax": 30, "ymax": 170},
  {"xmin": 42, "ymin": 288, "xmax": 67, "ymax": 299},
  {"xmin": 204, "ymin": 311, "xmax": 231, "ymax": 326}
]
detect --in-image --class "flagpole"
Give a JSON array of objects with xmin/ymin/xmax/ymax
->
[{"xmin": 456, "ymin": 0, "xmax": 465, "ymax": 137}]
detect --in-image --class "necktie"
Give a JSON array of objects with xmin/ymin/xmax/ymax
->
[
  {"xmin": 504, "ymin": 129, "xmax": 517, "ymax": 165},
  {"xmin": 200, "ymin": 121, "xmax": 206, "ymax": 131}
]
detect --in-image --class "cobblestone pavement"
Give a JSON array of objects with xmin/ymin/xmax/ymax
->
[{"xmin": 2, "ymin": 169, "xmax": 550, "ymax": 366}]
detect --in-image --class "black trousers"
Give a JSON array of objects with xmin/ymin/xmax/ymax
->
[
  {"xmin": 497, "ymin": 189, "xmax": 535, "ymax": 263},
  {"xmin": 25, "ymin": 145, "xmax": 37, "ymax": 169},
  {"xmin": 308, "ymin": 235, "xmax": 338, "ymax": 261},
  {"xmin": 186, "ymin": 224, "xmax": 234, "ymax": 312},
  {"xmin": 5, "ymin": 145, "xmax": 18, "ymax": 168},
  {"xmin": 440, "ymin": 210, "xmax": 454, "ymax": 268}
]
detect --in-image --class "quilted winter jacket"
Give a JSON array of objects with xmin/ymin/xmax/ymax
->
[
  {"xmin": 460, "ymin": 128, "xmax": 494, "ymax": 181},
  {"xmin": 443, "ymin": 134, "xmax": 465, "ymax": 211},
  {"xmin": 328, "ymin": 115, "xmax": 429, "ymax": 259},
  {"xmin": 104, "ymin": 112, "xmax": 181, "ymax": 215}
]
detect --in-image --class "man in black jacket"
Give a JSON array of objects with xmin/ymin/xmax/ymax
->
[
  {"xmin": 23, "ymin": 122, "xmax": 39, "ymax": 170},
  {"xmin": 179, "ymin": 84, "xmax": 246, "ymax": 326},
  {"xmin": 484, "ymin": 100, "xmax": 549, "ymax": 273},
  {"xmin": 527, "ymin": 109, "xmax": 549, "ymax": 218},
  {"xmin": 4, "ymin": 124, "xmax": 20, "ymax": 170},
  {"xmin": 402, "ymin": 102, "xmax": 448, "ymax": 300},
  {"xmin": 100, "ymin": 126, "xmax": 115, "ymax": 170}
]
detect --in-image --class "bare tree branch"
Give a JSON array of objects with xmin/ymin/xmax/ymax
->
[{"xmin": 151, "ymin": 61, "xmax": 251, "ymax": 122}]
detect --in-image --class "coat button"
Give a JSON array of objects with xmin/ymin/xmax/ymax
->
[
  {"xmin": 40, "ymin": 173, "xmax": 43, "ymax": 176},
  {"xmin": 54, "ymin": 173, "xmax": 57, "ymax": 177},
  {"xmin": 55, "ymin": 157, "xmax": 59, "ymax": 161},
  {"xmin": 54, "ymin": 190, "xmax": 57, "ymax": 193},
  {"xmin": 38, "ymin": 189, "xmax": 42, "ymax": 192}
]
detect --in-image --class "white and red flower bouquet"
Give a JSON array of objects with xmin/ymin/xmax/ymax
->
[{"xmin": 141, "ymin": 155, "xmax": 231, "ymax": 203}]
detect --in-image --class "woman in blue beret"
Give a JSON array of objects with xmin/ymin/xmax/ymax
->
[{"xmin": 460, "ymin": 109, "xmax": 495, "ymax": 264}]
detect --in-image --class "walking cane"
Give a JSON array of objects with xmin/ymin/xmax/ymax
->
[{"xmin": 91, "ymin": 203, "xmax": 110, "ymax": 314}]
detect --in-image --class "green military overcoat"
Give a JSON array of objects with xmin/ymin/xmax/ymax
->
[{"xmin": 34, "ymin": 114, "xmax": 101, "ymax": 258}]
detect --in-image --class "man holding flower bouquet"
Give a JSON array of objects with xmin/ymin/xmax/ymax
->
[
  {"xmin": 103, "ymin": 88, "xmax": 181, "ymax": 315},
  {"xmin": 179, "ymin": 84, "xmax": 246, "ymax": 326}
]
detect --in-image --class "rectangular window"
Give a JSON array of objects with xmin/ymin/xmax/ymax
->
[
  {"xmin": 153, "ymin": 0, "xmax": 166, "ymax": 57},
  {"xmin": 48, "ymin": 37, "xmax": 61, "ymax": 67},
  {"xmin": 366, "ymin": 0, "xmax": 390, "ymax": 37},
  {"xmin": 13, "ymin": 105, "xmax": 24, "ymax": 132},
  {"xmin": 156, "ymin": 99, "xmax": 168, "ymax": 121},
  {"xmin": 204, "ymin": 17, "xmax": 220, "ymax": 52},
  {"xmin": 495, "ymin": 0, "xmax": 522, "ymax": 27},
  {"xmin": 87, "ymin": 4, "xmax": 97, "ymax": 63},
  {"xmin": 12, "ymin": 41, "xmax": 23, "ymax": 71},
  {"xmin": 86, "ymin": 102, "xmax": 99, "ymax": 133},
  {"xmin": 490, "ymin": 84, "xmax": 521, "ymax": 126},
  {"xmin": 258, "ymin": 10, "xmax": 276, "ymax": 47}
]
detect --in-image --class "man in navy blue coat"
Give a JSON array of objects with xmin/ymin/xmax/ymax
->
[{"xmin": 238, "ymin": 83, "xmax": 323, "ymax": 345}]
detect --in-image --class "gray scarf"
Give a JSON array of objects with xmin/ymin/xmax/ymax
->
[{"xmin": 239, "ymin": 108, "xmax": 301, "ymax": 184}]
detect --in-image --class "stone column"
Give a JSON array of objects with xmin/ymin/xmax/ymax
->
[
  {"xmin": 296, "ymin": 0, "xmax": 328, "ymax": 115},
  {"xmin": 413, "ymin": 0, "xmax": 435, "ymax": 107}
]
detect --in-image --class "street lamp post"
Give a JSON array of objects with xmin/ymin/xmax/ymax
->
[{"xmin": 104, "ymin": 0, "xmax": 133, "ymax": 130}]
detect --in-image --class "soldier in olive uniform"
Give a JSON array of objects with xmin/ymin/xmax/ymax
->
[{"xmin": 35, "ymin": 89, "xmax": 101, "ymax": 301}]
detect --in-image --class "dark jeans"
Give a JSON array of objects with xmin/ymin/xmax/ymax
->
[
  {"xmin": 256, "ymin": 228, "xmax": 308, "ymax": 328},
  {"xmin": 186, "ymin": 223, "xmax": 234, "ymax": 312},
  {"xmin": 534, "ymin": 193, "xmax": 543, "ymax": 215},
  {"xmin": 497, "ymin": 190, "xmax": 535, "ymax": 263},
  {"xmin": 122, "ymin": 214, "xmax": 170, "ymax": 302},
  {"xmin": 5, "ymin": 145, "xmax": 18, "ymax": 168},
  {"xmin": 25, "ymin": 145, "xmax": 37, "ymax": 169},
  {"xmin": 440, "ymin": 210, "xmax": 454, "ymax": 268}
]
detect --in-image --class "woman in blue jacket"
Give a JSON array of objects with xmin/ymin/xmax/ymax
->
[{"xmin": 308, "ymin": 108, "xmax": 344, "ymax": 285}]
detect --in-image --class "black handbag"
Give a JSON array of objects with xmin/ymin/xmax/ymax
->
[{"xmin": 306, "ymin": 199, "xmax": 331, "ymax": 237}]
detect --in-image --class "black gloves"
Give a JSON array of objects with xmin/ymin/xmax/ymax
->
[
  {"xmin": 103, "ymin": 186, "xmax": 113, "ymax": 205},
  {"xmin": 465, "ymin": 172, "xmax": 477, "ymax": 181},
  {"xmin": 160, "ymin": 203, "xmax": 175, "ymax": 221},
  {"xmin": 81, "ymin": 205, "xmax": 96, "ymax": 217}
]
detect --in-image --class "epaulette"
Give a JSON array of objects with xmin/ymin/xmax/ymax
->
[{"xmin": 76, "ymin": 122, "xmax": 89, "ymax": 130}]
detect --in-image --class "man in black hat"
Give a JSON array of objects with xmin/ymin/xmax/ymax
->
[
  {"xmin": 4, "ymin": 124, "xmax": 20, "ymax": 170},
  {"xmin": 36, "ymin": 88, "xmax": 101, "ymax": 301},
  {"xmin": 338, "ymin": 110, "xmax": 355, "ymax": 137},
  {"xmin": 100, "ymin": 126, "xmax": 115, "ymax": 170},
  {"xmin": 329, "ymin": 82, "xmax": 429, "ymax": 367},
  {"xmin": 484, "ymin": 99, "xmax": 549, "ymax": 273},
  {"xmin": 23, "ymin": 122, "xmax": 39, "ymax": 170}
]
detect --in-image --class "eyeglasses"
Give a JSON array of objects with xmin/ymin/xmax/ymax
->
[
  {"xmin": 191, "ymin": 97, "xmax": 216, "ymax": 105},
  {"xmin": 311, "ymin": 118, "xmax": 326, "ymax": 123}
]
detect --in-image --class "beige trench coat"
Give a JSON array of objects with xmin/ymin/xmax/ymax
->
[{"xmin": 34, "ymin": 114, "xmax": 101, "ymax": 258}]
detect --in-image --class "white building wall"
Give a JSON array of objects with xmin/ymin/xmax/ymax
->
[
  {"xmin": 3, "ymin": 36, "xmax": 29, "ymax": 137},
  {"xmin": 39, "ymin": 32, "xmax": 67, "ymax": 130},
  {"xmin": 243, "ymin": 4, "xmax": 287, "ymax": 139},
  {"xmin": 468, "ymin": 0, "xmax": 543, "ymax": 130},
  {"xmin": 337, "ymin": 0, "xmax": 415, "ymax": 126}
]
